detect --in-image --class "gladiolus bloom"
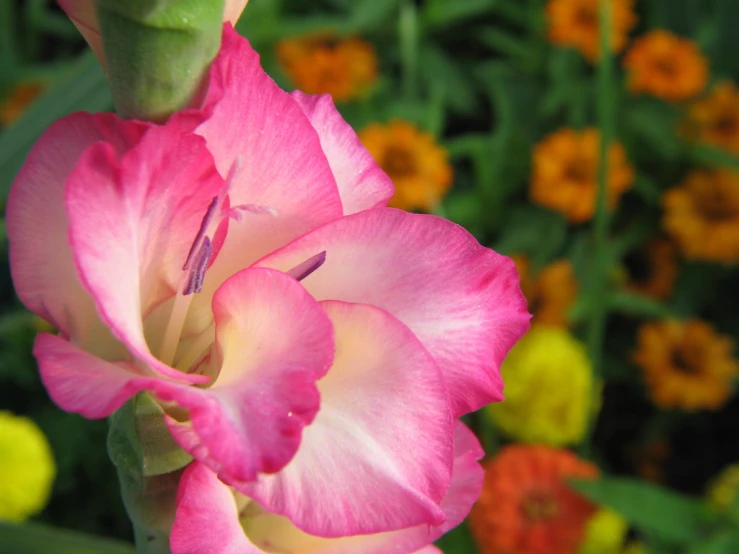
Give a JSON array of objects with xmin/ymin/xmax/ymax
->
[{"xmin": 7, "ymin": 25, "xmax": 529, "ymax": 548}]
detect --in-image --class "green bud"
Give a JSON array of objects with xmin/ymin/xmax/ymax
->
[{"xmin": 94, "ymin": 0, "xmax": 225, "ymax": 120}]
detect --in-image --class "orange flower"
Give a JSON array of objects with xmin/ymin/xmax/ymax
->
[
  {"xmin": 624, "ymin": 30, "xmax": 708, "ymax": 102},
  {"xmin": 276, "ymin": 34, "xmax": 377, "ymax": 102},
  {"xmin": 633, "ymin": 320, "xmax": 739, "ymax": 411},
  {"xmin": 359, "ymin": 120, "xmax": 453, "ymax": 212},
  {"xmin": 684, "ymin": 82, "xmax": 739, "ymax": 154},
  {"xmin": 513, "ymin": 255, "xmax": 578, "ymax": 327},
  {"xmin": 531, "ymin": 128, "xmax": 634, "ymax": 223},
  {"xmin": 0, "ymin": 82, "xmax": 44, "ymax": 126},
  {"xmin": 625, "ymin": 238, "xmax": 678, "ymax": 300},
  {"xmin": 546, "ymin": 0, "xmax": 637, "ymax": 61},
  {"xmin": 662, "ymin": 169, "xmax": 739, "ymax": 263},
  {"xmin": 470, "ymin": 445, "xmax": 598, "ymax": 554}
]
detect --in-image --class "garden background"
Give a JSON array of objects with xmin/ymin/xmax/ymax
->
[{"xmin": 2, "ymin": 0, "xmax": 739, "ymax": 553}]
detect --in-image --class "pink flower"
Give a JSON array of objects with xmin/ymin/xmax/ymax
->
[
  {"xmin": 57, "ymin": 0, "xmax": 250, "ymax": 65},
  {"xmin": 171, "ymin": 422, "xmax": 482, "ymax": 553},
  {"xmin": 7, "ymin": 25, "xmax": 529, "ymax": 546}
]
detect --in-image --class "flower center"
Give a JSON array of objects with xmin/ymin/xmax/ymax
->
[
  {"xmin": 564, "ymin": 158, "xmax": 593, "ymax": 184},
  {"xmin": 522, "ymin": 490, "xmax": 558, "ymax": 521},
  {"xmin": 671, "ymin": 347, "xmax": 702, "ymax": 375},
  {"xmin": 713, "ymin": 114, "xmax": 739, "ymax": 139},
  {"xmin": 574, "ymin": 6, "xmax": 598, "ymax": 29},
  {"xmin": 383, "ymin": 146, "xmax": 417, "ymax": 179},
  {"xmin": 698, "ymin": 188, "xmax": 737, "ymax": 222}
]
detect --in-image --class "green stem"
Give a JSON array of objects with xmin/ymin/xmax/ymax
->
[
  {"xmin": 398, "ymin": 0, "xmax": 419, "ymax": 101},
  {"xmin": 583, "ymin": 0, "xmax": 614, "ymax": 457}
]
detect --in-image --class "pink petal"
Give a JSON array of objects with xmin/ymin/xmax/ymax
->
[
  {"xmin": 291, "ymin": 92, "xmax": 394, "ymax": 215},
  {"xmin": 172, "ymin": 422, "xmax": 482, "ymax": 554},
  {"xmin": 171, "ymin": 462, "xmax": 262, "ymax": 554},
  {"xmin": 7, "ymin": 112, "xmax": 146, "ymax": 343},
  {"xmin": 33, "ymin": 332, "xmax": 157, "ymax": 419},
  {"xmin": 255, "ymin": 208, "xmax": 531, "ymax": 416},
  {"xmin": 151, "ymin": 268, "xmax": 334, "ymax": 484},
  {"xmin": 224, "ymin": 0, "xmax": 250, "ymax": 24},
  {"xmin": 65, "ymin": 123, "xmax": 224, "ymax": 382},
  {"xmin": 58, "ymin": 0, "xmax": 105, "ymax": 65},
  {"xmin": 241, "ymin": 300, "xmax": 452, "ymax": 537},
  {"xmin": 182, "ymin": 26, "xmax": 344, "ymax": 336}
]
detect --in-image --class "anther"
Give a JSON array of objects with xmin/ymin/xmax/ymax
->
[{"xmin": 286, "ymin": 251, "xmax": 327, "ymax": 282}]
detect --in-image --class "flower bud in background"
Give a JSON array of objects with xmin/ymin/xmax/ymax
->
[
  {"xmin": 0, "ymin": 412, "xmax": 56, "ymax": 522},
  {"xmin": 58, "ymin": 0, "xmax": 249, "ymax": 120},
  {"xmin": 487, "ymin": 327, "xmax": 594, "ymax": 446},
  {"xmin": 578, "ymin": 508, "xmax": 629, "ymax": 554}
]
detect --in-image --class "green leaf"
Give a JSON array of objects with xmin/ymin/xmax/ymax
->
[
  {"xmin": 0, "ymin": 51, "xmax": 111, "ymax": 200},
  {"xmin": 421, "ymin": 0, "xmax": 493, "ymax": 29},
  {"xmin": 0, "ymin": 522, "xmax": 134, "ymax": 554},
  {"xmin": 434, "ymin": 522, "xmax": 478, "ymax": 554},
  {"xmin": 494, "ymin": 206, "xmax": 568, "ymax": 265},
  {"xmin": 688, "ymin": 534, "xmax": 739, "ymax": 554},
  {"xmin": 607, "ymin": 291, "xmax": 674, "ymax": 318},
  {"xmin": 348, "ymin": 0, "xmax": 399, "ymax": 32},
  {"xmin": 570, "ymin": 475, "xmax": 712, "ymax": 544},
  {"xmin": 688, "ymin": 145, "xmax": 739, "ymax": 171}
]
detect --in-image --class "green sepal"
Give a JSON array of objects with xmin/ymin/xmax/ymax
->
[
  {"xmin": 94, "ymin": 0, "xmax": 225, "ymax": 120},
  {"xmin": 107, "ymin": 392, "xmax": 192, "ymax": 480}
]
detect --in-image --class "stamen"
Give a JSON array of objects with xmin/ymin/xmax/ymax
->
[
  {"xmin": 183, "ymin": 196, "xmax": 218, "ymax": 271},
  {"xmin": 226, "ymin": 204, "xmax": 279, "ymax": 222},
  {"xmin": 183, "ymin": 237, "xmax": 213, "ymax": 296},
  {"xmin": 286, "ymin": 251, "xmax": 327, "ymax": 281}
]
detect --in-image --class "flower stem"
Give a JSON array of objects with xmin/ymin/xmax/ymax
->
[
  {"xmin": 399, "ymin": 0, "xmax": 419, "ymax": 101},
  {"xmin": 583, "ymin": 0, "xmax": 614, "ymax": 456}
]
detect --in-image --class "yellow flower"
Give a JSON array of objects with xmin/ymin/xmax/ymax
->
[
  {"xmin": 662, "ymin": 169, "xmax": 739, "ymax": 263},
  {"xmin": 513, "ymin": 255, "xmax": 578, "ymax": 328},
  {"xmin": 487, "ymin": 327, "xmax": 593, "ymax": 446},
  {"xmin": 531, "ymin": 128, "xmax": 634, "ymax": 223},
  {"xmin": 359, "ymin": 119, "xmax": 453, "ymax": 212},
  {"xmin": 0, "ymin": 412, "xmax": 56, "ymax": 522},
  {"xmin": 633, "ymin": 320, "xmax": 739, "ymax": 411},
  {"xmin": 706, "ymin": 463, "xmax": 739, "ymax": 513},
  {"xmin": 624, "ymin": 30, "xmax": 708, "ymax": 102},
  {"xmin": 276, "ymin": 33, "xmax": 377, "ymax": 102},
  {"xmin": 546, "ymin": 0, "xmax": 637, "ymax": 62},
  {"xmin": 684, "ymin": 81, "xmax": 739, "ymax": 155},
  {"xmin": 0, "ymin": 82, "xmax": 44, "ymax": 126},
  {"xmin": 579, "ymin": 508, "xmax": 629, "ymax": 554},
  {"xmin": 625, "ymin": 238, "xmax": 678, "ymax": 300}
]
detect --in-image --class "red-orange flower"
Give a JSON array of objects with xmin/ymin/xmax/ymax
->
[
  {"xmin": 513, "ymin": 255, "xmax": 578, "ymax": 328},
  {"xmin": 276, "ymin": 34, "xmax": 377, "ymax": 102},
  {"xmin": 624, "ymin": 30, "xmax": 708, "ymax": 102},
  {"xmin": 684, "ymin": 82, "xmax": 739, "ymax": 155},
  {"xmin": 634, "ymin": 319, "xmax": 739, "ymax": 411},
  {"xmin": 531, "ymin": 128, "xmax": 634, "ymax": 223},
  {"xmin": 0, "ymin": 82, "xmax": 44, "ymax": 127},
  {"xmin": 470, "ymin": 445, "xmax": 599, "ymax": 554},
  {"xmin": 625, "ymin": 238, "xmax": 679, "ymax": 300},
  {"xmin": 546, "ymin": 0, "xmax": 637, "ymax": 62}
]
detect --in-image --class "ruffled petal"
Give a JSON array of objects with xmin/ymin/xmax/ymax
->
[
  {"xmin": 242, "ymin": 300, "xmax": 452, "ymax": 537},
  {"xmin": 151, "ymin": 268, "xmax": 334, "ymax": 484},
  {"xmin": 175, "ymin": 422, "xmax": 482, "ymax": 554},
  {"xmin": 255, "ymin": 208, "xmax": 531, "ymax": 416},
  {"xmin": 292, "ymin": 92, "xmax": 394, "ymax": 215},
  {"xmin": 182, "ymin": 26, "xmax": 344, "ymax": 336},
  {"xmin": 65, "ymin": 122, "xmax": 224, "ymax": 382},
  {"xmin": 171, "ymin": 462, "xmax": 261, "ymax": 554},
  {"xmin": 7, "ymin": 112, "xmax": 146, "ymax": 343},
  {"xmin": 33, "ymin": 333, "xmax": 157, "ymax": 419}
]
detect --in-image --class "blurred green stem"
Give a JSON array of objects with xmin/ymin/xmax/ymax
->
[
  {"xmin": 583, "ymin": 0, "xmax": 614, "ymax": 456},
  {"xmin": 399, "ymin": 0, "xmax": 419, "ymax": 100}
]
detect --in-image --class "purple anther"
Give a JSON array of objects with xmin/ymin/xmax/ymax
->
[
  {"xmin": 183, "ymin": 237, "xmax": 213, "ymax": 295},
  {"xmin": 226, "ymin": 204, "xmax": 278, "ymax": 222},
  {"xmin": 183, "ymin": 196, "xmax": 218, "ymax": 271},
  {"xmin": 286, "ymin": 251, "xmax": 327, "ymax": 282}
]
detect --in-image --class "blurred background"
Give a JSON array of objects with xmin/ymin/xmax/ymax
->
[{"xmin": 2, "ymin": 0, "xmax": 739, "ymax": 553}]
